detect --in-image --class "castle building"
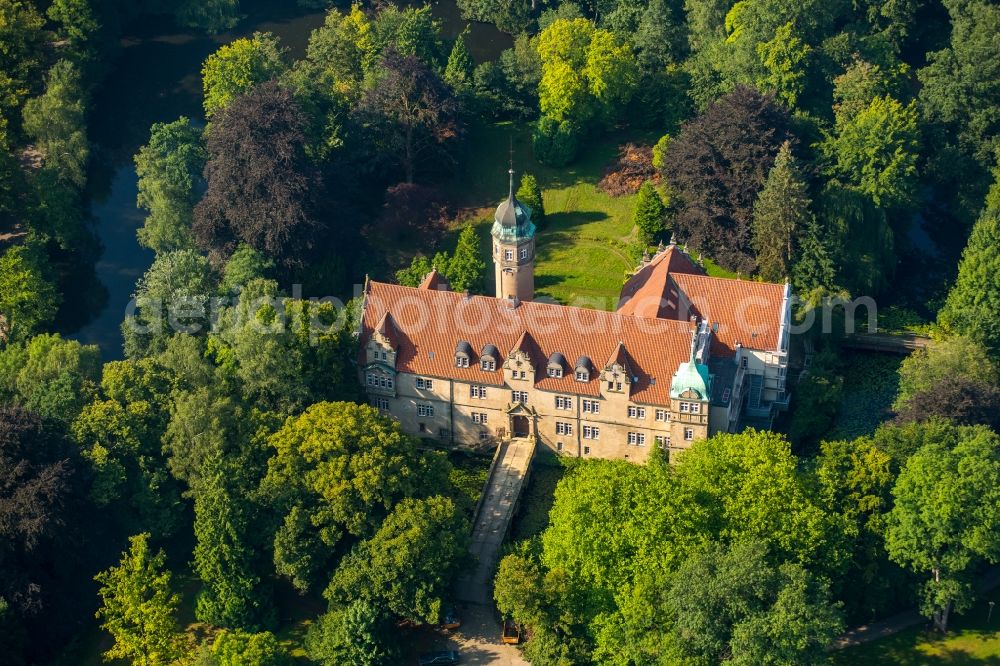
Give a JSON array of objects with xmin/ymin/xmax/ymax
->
[{"xmin": 358, "ymin": 175, "xmax": 791, "ymax": 462}]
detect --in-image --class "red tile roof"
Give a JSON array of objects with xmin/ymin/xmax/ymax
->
[
  {"xmin": 360, "ymin": 281, "xmax": 695, "ymax": 405},
  {"xmin": 617, "ymin": 247, "xmax": 785, "ymax": 356},
  {"xmin": 418, "ymin": 268, "xmax": 449, "ymax": 291}
]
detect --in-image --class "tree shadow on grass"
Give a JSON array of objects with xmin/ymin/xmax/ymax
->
[{"xmin": 540, "ymin": 210, "xmax": 609, "ymax": 232}]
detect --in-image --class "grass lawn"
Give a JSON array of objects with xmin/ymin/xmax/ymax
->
[
  {"xmin": 438, "ymin": 121, "xmax": 658, "ymax": 309},
  {"xmin": 832, "ymin": 592, "xmax": 1000, "ymax": 665}
]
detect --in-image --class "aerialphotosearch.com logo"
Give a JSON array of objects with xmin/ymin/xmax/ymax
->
[{"xmin": 122, "ymin": 283, "xmax": 880, "ymax": 344}]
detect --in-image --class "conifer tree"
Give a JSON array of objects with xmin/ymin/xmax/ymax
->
[
  {"xmin": 193, "ymin": 453, "xmax": 266, "ymax": 629},
  {"xmin": 752, "ymin": 141, "xmax": 812, "ymax": 282},
  {"xmin": 94, "ymin": 533, "xmax": 182, "ymax": 666},
  {"xmin": 791, "ymin": 220, "xmax": 836, "ymax": 295},
  {"xmin": 444, "ymin": 224, "xmax": 485, "ymax": 293},
  {"xmin": 517, "ymin": 173, "xmax": 545, "ymax": 227},
  {"xmin": 633, "ymin": 181, "xmax": 667, "ymax": 244},
  {"xmin": 939, "ymin": 170, "xmax": 1000, "ymax": 357},
  {"xmin": 444, "ymin": 30, "xmax": 474, "ymax": 90}
]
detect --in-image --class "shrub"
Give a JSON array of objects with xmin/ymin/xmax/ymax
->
[{"xmin": 532, "ymin": 116, "xmax": 579, "ymax": 167}]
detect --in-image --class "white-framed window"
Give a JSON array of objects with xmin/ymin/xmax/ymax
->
[
  {"xmin": 479, "ymin": 431, "xmax": 490, "ymax": 441},
  {"xmin": 472, "ymin": 412, "xmax": 488, "ymax": 424},
  {"xmin": 684, "ymin": 428, "xmax": 694, "ymax": 441},
  {"xmin": 512, "ymin": 391, "xmax": 528, "ymax": 404},
  {"xmin": 548, "ymin": 366, "xmax": 563, "ymax": 378},
  {"xmin": 555, "ymin": 422, "xmax": 572, "ymax": 435},
  {"xmin": 471, "ymin": 385, "xmax": 487, "ymax": 399},
  {"xmin": 655, "ymin": 409, "xmax": 668, "ymax": 422},
  {"xmin": 575, "ymin": 370, "xmax": 588, "ymax": 382},
  {"xmin": 520, "ymin": 246, "xmax": 528, "ymax": 260},
  {"xmin": 582, "ymin": 399, "xmax": 600, "ymax": 414},
  {"xmin": 584, "ymin": 445, "xmax": 591, "ymax": 455},
  {"xmin": 481, "ymin": 359, "xmax": 496, "ymax": 371},
  {"xmin": 504, "ymin": 249, "xmax": 514, "ymax": 261},
  {"xmin": 380, "ymin": 351, "xmax": 387, "ymax": 361},
  {"xmin": 616, "ymin": 381, "xmax": 623, "ymax": 391},
  {"xmin": 690, "ymin": 402, "xmax": 701, "ymax": 414},
  {"xmin": 366, "ymin": 374, "xmax": 376, "ymax": 386},
  {"xmin": 679, "ymin": 402, "xmax": 690, "ymax": 413},
  {"xmin": 374, "ymin": 398, "xmax": 390, "ymax": 410},
  {"xmin": 627, "ymin": 406, "xmax": 646, "ymax": 419},
  {"xmin": 655, "ymin": 434, "xmax": 669, "ymax": 447},
  {"xmin": 627, "ymin": 432, "xmax": 646, "ymax": 446},
  {"xmin": 583, "ymin": 425, "xmax": 600, "ymax": 440},
  {"xmin": 416, "ymin": 377, "xmax": 433, "ymax": 390},
  {"xmin": 456, "ymin": 356, "xmax": 469, "ymax": 368},
  {"xmin": 417, "ymin": 404, "xmax": 434, "ymax": 417},
  {"xmin": 518, "ymin": 370, "xmax": 527, "ymax": 379},
  {"xmin": 368, "ymin": 373, "xmax": 393, "ymax": 389},
  {"xmin": 555, "ymin": 396, "xmax": 572, "ymax": 410}
]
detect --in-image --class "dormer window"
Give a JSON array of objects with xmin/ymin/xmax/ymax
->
[
  {"xmin": 455, "ymin": 340, "xmax": 472, "ymax": 368},
  {"xmin": 575, "ymin": 356, "xmax": 592, "ymax": 382},
  {"xmin": 480, "ymin": 344, "xmax": 499, "ymax": 371},
  {"xmin": 575, "ymin": 369, "xmax": 588, "ymax": 381},
  {"xmin": 546, "ymin": 352, "xmax": 566, "ymax": 379}
]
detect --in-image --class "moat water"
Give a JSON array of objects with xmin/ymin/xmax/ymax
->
[{"xmin": 73, "ymin": 0, "xmax": 510, "ymax": 358}]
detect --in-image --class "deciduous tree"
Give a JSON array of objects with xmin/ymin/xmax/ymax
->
[
  {"xmin": 94, "ymin": 533, "xmax": 182, "ymax": 666},
  {"xmin": 886, "ymin": 428, "xmax": 1000, "ymax": 632},
  {"xmin": 193, "ymin": 82, "xmax": 324, "ymax": 266},
  {"xmin": 22, "ymin": 59, "xmax": 89, "ymax": 188},
  {"xmin": 633, "ymin": 181, "xmax": 667, "ymax": 244},
  {"xmin": 135, "ymin": 117, "xmax": 205, "ymax": 253},
  {"xmin": 202, "ymin": 32, "xmax": 287, "ymax": 118}
]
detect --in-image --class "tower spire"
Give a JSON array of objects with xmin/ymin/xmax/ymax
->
[{"xmin": 508, "ymin": 137, "xmax": 515, "ymax": 199}]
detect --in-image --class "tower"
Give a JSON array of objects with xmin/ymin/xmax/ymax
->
[{"xmin": 491, "ymin": 166, "xmax": 536, "ymax": 302}]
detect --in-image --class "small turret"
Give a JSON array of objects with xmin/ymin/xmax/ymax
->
[{"xmin": 491, "ymin": 163, "xmax": 536, "ymax": 302}]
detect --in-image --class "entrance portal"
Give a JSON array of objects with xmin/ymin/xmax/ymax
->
[{"xmin": 511, "ymin": 415, "xmax": 530, "ymax": 438}]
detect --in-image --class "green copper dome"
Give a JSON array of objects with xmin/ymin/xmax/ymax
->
[
  {"xmin": 491, "ymin": 169, "xmax": 535, "ymax": 242},
  {"xmin": 670, "ymin": 359, "xmax": 711, "ymax": 399}
]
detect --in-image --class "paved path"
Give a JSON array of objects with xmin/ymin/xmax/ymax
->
[
  {"xmin": 446, "ymin": 603, "xmax": 531, "ymax": 665},
  {"xmin": 455, "ymin": 438, "xmax": 536, "ymax": 605},
  {"xmin": 835, "ymin": 565, "xmax": 1000, "ymax": 648}
]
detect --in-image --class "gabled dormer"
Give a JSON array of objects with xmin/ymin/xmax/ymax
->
[
  {"xmin": 366, "ymin": 311, "xmax": 398, "ymax": 367},
  {"xmin": 600, "ymin": 342, "xmax": 633, "ymax": 396},
  {"xmin": 504, "ymin": 331, "xmax": 537, "ymax": 383},
  {"xmin": 574, "ymin": 355, "xmax": 592, "ymax": 382}
]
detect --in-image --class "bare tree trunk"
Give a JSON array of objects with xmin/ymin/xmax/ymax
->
[{"xmin": 932, "ymin": 568, "xmax": 951, "ymax": 633}]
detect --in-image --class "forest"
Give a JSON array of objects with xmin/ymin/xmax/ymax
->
[{"xmin": 0, "ymin": 0, "xmax": 998, "ymax": 663}]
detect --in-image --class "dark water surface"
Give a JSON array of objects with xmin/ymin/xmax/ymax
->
[{"xmin": 74, "ymin": 1, "xmax": 509, "ymax": 359}]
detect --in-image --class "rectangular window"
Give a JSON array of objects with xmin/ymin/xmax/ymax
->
[
  {"xmin": 374, "ymin": 398, "xmax": 390, "ymax": 410},
  {"xmin": 684, "ymin": 428, "xmax": 694, "ymax": 441},
  {"xmin": 690, "ymin": 403, "xmax": 701, "ymax": 414},
  {"xmin": 555, "ymin": 396, "xmax": 572, "ymax": 410},
  {"xmin": 479, "ymin": 431, "xmax": 490, "ymax": 441},
  {"xmin": 627, "ymin": 432, "xmax": 646, "ymax": 446},
  {"xmin": 627, "ymin": 406, "xmax": 646, "ymax": 419},
  {"xmin": 481, "ymin": 359, "xmax": 496, "ymax": 371},
  {"xmin": 519, "ymin": 370, "xmax": 526, "ymax": 379},
  {"xmin": 616, "ymin": 382, "xmax": 623, "ymax": 391},
  {"xmin": 380, "ymin": 351, "xmax": 387, "ymax": 361},
  {"xmin": 584, "ymin": 445, "xmax": 591, "ymax": 455},
  {"xmin": 511, "ymin": 391, "xmax": 528, "ymax": 404},
  {"xmin": 575, "ymin": 370, "xmax": 588, "ymax": 381},
  {"xmin": 555, "ymin": 422, "xmax": 572, "ymax": 436},
  {"xmin": 583, "ymin": 426, "xmax": 600, "ymax": 440},
  {"xmin": 547, "ymin": 367, "xmax": 562, "ymax": 378},
  {"xmin": 582, "ymin": 399, "xmax": 600, "ymax": 414},
  {"xmin": 366, "ymin": 374, "xmax": 376, "ymax": 386},
  {"xmin": 556, "ymin": 442, "xmax": 563, "ymax": 451},
  {"xmin": 504, "ymin": 249, "xmax": 514, "ymax": 261},
  {"xmin": 679, "ymin": 402, "xmax": 690, "ymax": 413},
  {"xmin": 416, "ymin": 378, "xmax": 433, "ymax": 390},
  {"xmin": 655, "ymin": 409, "xmax": 668, "ymax": 422},
  {"xmin": 655, "ymin": 434, "xmax": 669, "ymax": 447},
  {"xmin": 456, "ymin": 356, "xmax": 469, "ymax": 368},
  {"xmin": 417, "ymin": 404, "xmax": 434, "ymax": 417},
  {"xmin": 471, "ymin": 385, "xmax": 487, "ymax": 399},
  {"xmin": 419, "ymin": 423, "xmax": 427, "ymax": 432},
  {"xmin": 472, "ymin": 412, "xmax": 488, "ymax": 424}
]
